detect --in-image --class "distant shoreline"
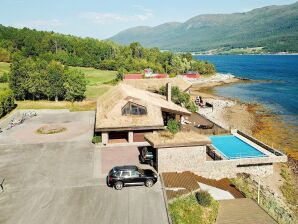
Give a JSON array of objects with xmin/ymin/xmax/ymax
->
[{"xmin": 193, "ymin": 53, "xmax": 298, "ymax": 56}]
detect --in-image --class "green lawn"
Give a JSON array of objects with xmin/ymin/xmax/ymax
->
[
  {"xmin": 0, "ymin": 62, "xmax": 10, "ymax": 76},
  {"xmin": 85, "ymin": 85, "xmax": 111, "ymax": 99},
  {"xmin": 169, "ymin": 194, "xmax": 219, "ymax": 224},
  {"xmin": 16, "ymin": 100, "xmax": 96, "ymax": 111},
  {"xmin": 71, "ymin": 66, "xmax": 117, "ymax": 85},
  {"xmin": 0, "ymin": 63, "xmax": 113, "ymax": 101},
  {"xmin": 0, "ymin": 82, "xmax": 8, "ymax": 90}
]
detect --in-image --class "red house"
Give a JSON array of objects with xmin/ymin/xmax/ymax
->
[
  {"xmin": 124, "ymin": 74, "xmax": 143, "ymax": 80},
  {"xmin": 153, "ymin": 74, "xmax": 169, "ymax": 79},
  {"xmin": 183, "ymin": 71, "xmax": 201, "ymax": 78}
]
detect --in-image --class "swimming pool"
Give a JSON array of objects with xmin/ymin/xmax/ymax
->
[{"xmin": 209, "ymin": 135, "xmax": 267, "ymax": 159}]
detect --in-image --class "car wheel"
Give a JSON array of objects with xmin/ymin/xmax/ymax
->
[
  {"xmin": 145, "ymin": 179, "xmax": 154, "ymax": 188},
  {"xmin": 114, "ymin": 181, "xmax": 123, "ymax": 190}
]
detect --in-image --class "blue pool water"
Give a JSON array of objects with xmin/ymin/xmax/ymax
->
[{"xmin": 209, "ymin": 135, "xmax": 267, "ymax": 159}]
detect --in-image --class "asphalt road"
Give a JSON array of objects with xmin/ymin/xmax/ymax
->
[{"xmin": 0, "ymin": 111, "xmax": 168, "ymax": 224}]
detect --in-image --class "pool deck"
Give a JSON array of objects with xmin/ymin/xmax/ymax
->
[
  {"xmin": 233, "ymin": 132, "xmax": 276, "ymax": 157},
  {"xmin": 208, "ymin": 130, "xmax": 287, "ymax": 162}
]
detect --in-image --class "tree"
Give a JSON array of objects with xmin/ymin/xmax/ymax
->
[
  {"xmin": 130, "ymin": 42, "xmax": 144, "ymax": 58},
  {"xmin": 8, "ymin": 56, "xmax": 87, "ymax": 102},
  {"xmin": 0, "ymin": 48, "xmax": 10, "ymax": 62},
  {"xmin": 0, "ymin": 88, "xmax": 14, "ymax": 118},
  {"xmin": 47, "ymin": 61, "xmax": 65, "ymax": 101},
  {"xmin": 63, "ymin": 69, "xmax": 86, "ymax": 101},
  {"xmin": 116, "ymin": 68, "xmax": 125, "ymax": 81}
]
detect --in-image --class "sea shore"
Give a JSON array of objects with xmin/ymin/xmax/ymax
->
[
  {"xmin": 190, "ymin": 75, "xmax": 298, "ymax": 161},
  {"xmin": 189, "ymin": 74, "xmax": 298, "ymax": 219}
]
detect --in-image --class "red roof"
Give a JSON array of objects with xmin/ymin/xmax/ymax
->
[
  {"xmin": 154, "ymin": 74, "xmax": 168, "ymax": 79},
  {"xmin": 183, "ymin": 73, "xmax": 201, "ymax": 78},
  {"xmin": 124, "ymin": 74, "xmax": 143, "ymax": 80}
]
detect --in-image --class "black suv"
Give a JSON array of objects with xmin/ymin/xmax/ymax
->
[{"xmin": 107, "ymin": 165, "xmax": 158, "ymax": 190}]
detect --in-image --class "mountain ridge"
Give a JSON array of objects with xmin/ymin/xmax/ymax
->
[{"xmin": 110, "ymin": 2, "xmax": 298, "ymax": 53}]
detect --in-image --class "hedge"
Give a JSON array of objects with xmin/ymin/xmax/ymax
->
[
  {"xmin": 0, "ymin": 88, "xmax": 15, "ymax": 118},
  {"xmin": 195, "ymin": 191, "xmax": 213, "ymax": 207}
]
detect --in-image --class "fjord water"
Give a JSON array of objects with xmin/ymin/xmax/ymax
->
[{"xmin": 195, "ymin": 55, "xmax": 298, "ymax": 129}]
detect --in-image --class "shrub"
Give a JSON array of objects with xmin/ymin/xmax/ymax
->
[
  {"xmin": 167, "ymin": 119, "xmax": 180, "ymax": 134},
  {"xmin": 0, "ymin": 72, "xmax": 8, "ymax": 83},
  {"xmin": 195, "ymin": 191, "xmax": 213, "ymax": 207},
  {"xmin": 186, "ymin": 101, "xmax": 198, "ymax": 113},
  {"xmin": 0, "ymin": 88, "xmax": 15, "ymax": 118},
  {"xmin": 92, "ymin": 135, "xmax": 102, "ymax": 144},
  {"xmin": 159, "ymin": 85, "xmax": 196, "ymax": 112},
  {"xmin": 169, "ymin": 194, "xmax": 219, "ymax": 224},
  {"xmin": 116, "ymin": 68, "xmax": 126, "ymax": 81}
]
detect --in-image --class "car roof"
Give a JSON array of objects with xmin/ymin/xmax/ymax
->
[{"xmin": 113, "ymin": 165, "xmax": 138, "ymax": 171}]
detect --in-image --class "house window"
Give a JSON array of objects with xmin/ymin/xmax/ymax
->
[{"xmin": 122, "ymin": 102, "xmax": 147, "ymax": 116}]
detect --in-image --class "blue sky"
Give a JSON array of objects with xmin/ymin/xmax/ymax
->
[{"xmin": 0, "ymin": 0, "xmax": 296, "ymax": 39}]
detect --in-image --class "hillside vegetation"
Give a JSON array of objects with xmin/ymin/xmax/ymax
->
[
  {"xmin": 0, "ymin": 25, "xmax": 215, "ymax": 74},
  {"xmin": 0, "ymin": 24, "xmax": 215, "ymax": 115},
  {"xmin": 110, "ymin": 2, "xmax": 298, "ymax": 53}
]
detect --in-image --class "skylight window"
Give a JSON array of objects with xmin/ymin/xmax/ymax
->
[{"xmin": 122, "ymin": 102, "xmax": 147, "ymax": 116}]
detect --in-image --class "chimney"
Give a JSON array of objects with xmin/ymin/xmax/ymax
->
[{"xmin": 166, "ymin": 82, "xmax": 171, "ymax": 102}]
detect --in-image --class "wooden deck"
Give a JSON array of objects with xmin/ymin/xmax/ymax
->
[
  {"xmin": 162, "ymin": 172, "xmax": 243, "ymax": 200},
  {"xmin": 216, "ymin": 198, "xmax": 277, "ymax": 224},
  {"xmin": 181, "ymin": 113, "xmax": 229, "ymax": 135}
]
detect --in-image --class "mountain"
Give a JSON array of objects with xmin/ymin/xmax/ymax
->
[{"xmin": 110, "ymin": 2, "xmax": 298, "ymax": 53}]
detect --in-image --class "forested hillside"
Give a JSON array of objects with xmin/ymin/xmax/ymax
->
[
  {"xmin": 110, "ymin": 2, "xmax": 298, "ymax": 53},
  {"xmin": 0, "ymin": 24, "xmax": 215, "ymax": 109},
  {"xmin": 0, "ymin": 25, "xmax": 215, "ymax": 74}
]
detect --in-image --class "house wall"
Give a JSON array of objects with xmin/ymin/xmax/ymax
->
[
  {"xmin": 157, "ymin": 146, "xmax": 287, "ymax": 180},
  {"xmin": 100, "ymin": 130, "xmax": 154, "ymax": 146}
]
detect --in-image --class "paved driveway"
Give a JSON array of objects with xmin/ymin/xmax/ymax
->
[
  {"xmin": 0, "ymin": 115, "xmax": 168, "ymax": 224},
  {"xmin": 101, "ymin": 146, "xmax": 142, "ymax": 174}
]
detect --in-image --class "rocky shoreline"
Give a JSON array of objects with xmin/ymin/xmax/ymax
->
[{"xmin": 189, "ymin": 74, "xmax": 298, "ymax": 221}]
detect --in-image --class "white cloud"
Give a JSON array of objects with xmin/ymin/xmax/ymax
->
[
  {"xmin": 80, "ymin": 6, "xmax": 154, "ymax": 24},
  {"xmin": 14, "ymin": 19, "xmax": 65, "ymax": 29}
]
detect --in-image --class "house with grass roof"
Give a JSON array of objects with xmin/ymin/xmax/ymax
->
[{"xmin": 95, "ymin": 83, "xmax": 191, "ymax": 145}]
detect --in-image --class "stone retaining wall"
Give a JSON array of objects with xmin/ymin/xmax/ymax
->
[
  {"xmin": 157, "ymin": 145, "xmax": 287, "ymax": 180},
  {"xmin": 157, "ymin": 146, "xmax": 206, "ymax": 173}
]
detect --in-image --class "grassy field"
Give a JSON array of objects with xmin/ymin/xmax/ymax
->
[
  {"xmin": 16, "ymin": 100, "xmax": 96, "ymax": 111},
  {"xmin": 70, "ymin": 66, "xmax": 116, "ymax": 99},
  {"xmin": 70, "ymin": 66, "xmax": 117, "ymax": 85},
  {"xmin": 0, "ymin": 62, "xmax": 114, "ymax": 100},
  {"xmin": 85, "ymin": 85, "xmax": 111, "ymax": 99},
  {"xmin": 169, "ymin": 194, "xmax": 219, "ymax": 224},
  {"xmin": 0, "ymin": 83, "xmax": 8, "ymax": 90},
  {"xmin": 0, "ymin": 62, "xmax": 10, "ymax": 76}
]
